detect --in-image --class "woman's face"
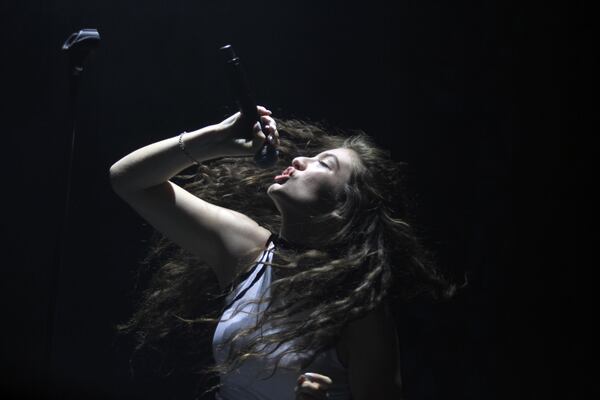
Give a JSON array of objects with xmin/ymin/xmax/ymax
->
[{"xmin": 268, "ymin": 147, "xmax": 359, "ymax": 216}]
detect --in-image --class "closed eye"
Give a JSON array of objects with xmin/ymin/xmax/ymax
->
[{"xmin": 319, "ymin": 161, "xmax": 330, "ymax": 169}]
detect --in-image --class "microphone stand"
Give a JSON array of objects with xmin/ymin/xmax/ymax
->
[{"xmin": 45, "ymin": 28, "xmax": 100, "ymax": 392}]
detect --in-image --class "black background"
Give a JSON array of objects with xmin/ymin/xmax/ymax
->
[{"xmin": 0, "ymin": 0, "xmax": 590, "ymax": 399}]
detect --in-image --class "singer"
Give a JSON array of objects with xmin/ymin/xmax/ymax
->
[{"xmin": 110, "ymin": 106, "xmax": 455, "ymax": 400}]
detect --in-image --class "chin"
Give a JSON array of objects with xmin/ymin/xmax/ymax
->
[
  {"xmin": 266, "ymin": 183, "xmax": 279, "ymax": 196},
  {"xmin": 267, "ymin": 180, "xmax": 290, "ymax": 194},
  {"xmin": 267, "ymin": 188, "xmax": 297, "ymax": 212},
  {"xmin": 266, "ymin": 184, "xmax": 284, "ymax": 204}
]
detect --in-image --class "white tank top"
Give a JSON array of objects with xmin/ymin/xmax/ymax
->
[{"xmin": 212, "ymin": 237, "xmax": 352, "ymax": 400}]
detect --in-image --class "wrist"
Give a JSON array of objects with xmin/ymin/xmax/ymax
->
[{"xmin": 181, "ymin": 124, "xmax": 228, "ymax": 161}]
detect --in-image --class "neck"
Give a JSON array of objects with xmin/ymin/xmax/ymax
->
[{"xmin": 278, "ymin": 212, "xmax": 339, "ymax": 249}]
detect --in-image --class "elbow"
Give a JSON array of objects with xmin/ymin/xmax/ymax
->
[
  {"xmin": 109, "ymin": 162, "xmax": 168, "ymax": 197},
  {"xmin": 108, "ymin": 162, "xmax": 128, "ymax": 195}
]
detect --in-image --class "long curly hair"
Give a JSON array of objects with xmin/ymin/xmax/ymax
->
[{"xmin": 117, "ymin": 118, "xmax": 455, "ymax": 398}]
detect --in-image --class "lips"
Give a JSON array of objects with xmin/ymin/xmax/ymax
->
[
  {"xmin": 273, "ymin": 175, "xmax": 289, "ymax": 183},
  {"xmin": 281, "ymin": 167, "xmax": 295, "ymax": 176},
  {"xmin": 274, "ymin": 166, "xmax": 295, "ymax": 183}
]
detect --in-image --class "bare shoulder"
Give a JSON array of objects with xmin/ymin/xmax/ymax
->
[
  {"xmin": 222, "ymin": 220, "xmax": 271, "ymax": 274},
  {"xmin": 214, "ymin": 218, "xmax": 272, "ymax": 286},
  {"xmin": 116, "ymin": 180, "xmax": 272, "ymax": 291}
]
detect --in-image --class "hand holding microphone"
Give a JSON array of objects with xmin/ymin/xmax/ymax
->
[
  {"xmin": 220, "ymin": 44, "xmax": 279, "ymax": 167},
  {"xmin": 214, "ymin": 105, "xmax": 280, "ymax": 158}
]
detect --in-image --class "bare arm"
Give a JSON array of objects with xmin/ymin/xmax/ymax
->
[
  {"xmin": 109, "ymin": 107, "xmax": 278, "ymax": 289},
  {"xmin": 109, "ymin": 124, "xmax": 224, "ymax": 193}
]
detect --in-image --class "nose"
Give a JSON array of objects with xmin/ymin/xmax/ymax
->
[{"xmin": 292, "ymin": 157, "xmax": 307, "ymax": 171}]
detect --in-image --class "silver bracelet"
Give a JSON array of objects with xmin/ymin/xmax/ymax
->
[{"xmin": 178, "ymin": 131, "xmax": 200, "ymax": 166}]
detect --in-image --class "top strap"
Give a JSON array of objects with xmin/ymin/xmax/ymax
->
[{"xmin": 222, "ymin": 234, "xmax": 277, "ymax": 311}]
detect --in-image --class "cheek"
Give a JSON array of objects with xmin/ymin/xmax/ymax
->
[
  {"xmin": 305, "ymin": 175, "xmax": 340, "ymax": 203},
  {"xmin": 295, "ymin": 176, "xmax": 323, "ymax": 199}
]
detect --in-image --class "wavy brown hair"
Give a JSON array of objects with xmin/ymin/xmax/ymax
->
[{"xmin": 117, "ymin": 118, "xmax": 455, "ymax": 398}]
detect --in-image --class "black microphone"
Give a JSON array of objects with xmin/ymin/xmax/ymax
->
[
  {"xmin": 62, "ymin": 28, "xmax": 101, "ymax": 77},
  {"xmin": 220, "ymin": 44, "xmax": 279, "ymax": 168}
]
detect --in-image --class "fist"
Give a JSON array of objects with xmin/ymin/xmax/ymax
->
[
  {"xmin": 295, "ymin": 372, "xmax": 332, "ymax": 400},
  {"xmin": 215, "ymin": 105, "xmax": 280, "ymax": 157}
]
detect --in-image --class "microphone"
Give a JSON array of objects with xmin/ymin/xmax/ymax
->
[
  {"xmin": 220, "ymin": 44, "xmax": 279, "ymax": 168},
  {"xmin": 62, "ymin": 28, "xmax": 101, "ymax": 76}
]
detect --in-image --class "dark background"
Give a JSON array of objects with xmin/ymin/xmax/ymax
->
[{"xmin": 1, "ymin": 0, "xmax": 589, "ymax": 399}]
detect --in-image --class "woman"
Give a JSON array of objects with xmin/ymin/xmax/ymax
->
[{"xmin": 111, "ymin": 106, "xmax": 454, "ymax": 399}]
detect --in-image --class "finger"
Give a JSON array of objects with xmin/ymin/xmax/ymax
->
[
  {"xmin": 260, "ymin": 116, "xmax": 277, "ymax": 133},
  {"xmin": 257, "ymin": 105, "xmax": 272, "ymax": 115},
  {"xmin": 252, "ymin": 121, "xmax": 267, "ymax": 143},
  {"xmin": 296, "ymin": 382, "xmax": 328, "ymax": 400},
  {"xmin": 260, "ymin": 116, "xmax": 279, "ymax": 145},
  {"xmin": 296, "ymin": 376, "xmax": 329, "ymax": 392},
  {"xmin": 302, "ymin": 381, "xmax": 323, "ymax": 391},
  {"xmin": 260, "ymin": 115, "xmax": 276, "ymax": 126},
  {"xmin": 261, "ymin": 127, "xmax": 276, "ymax": 147},
  {"xmin": 304, "ymin": 372, "xmax": 333, "ymax": 386}
]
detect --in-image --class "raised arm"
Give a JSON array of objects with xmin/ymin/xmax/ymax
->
[{"xmin": 109, "ymin": 106, "xmax": 278, "ymax": 289}]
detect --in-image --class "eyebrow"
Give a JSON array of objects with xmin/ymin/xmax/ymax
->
[{"xmin": 320, "ymin": 153, "xmax": 340, "ymax": 170}]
